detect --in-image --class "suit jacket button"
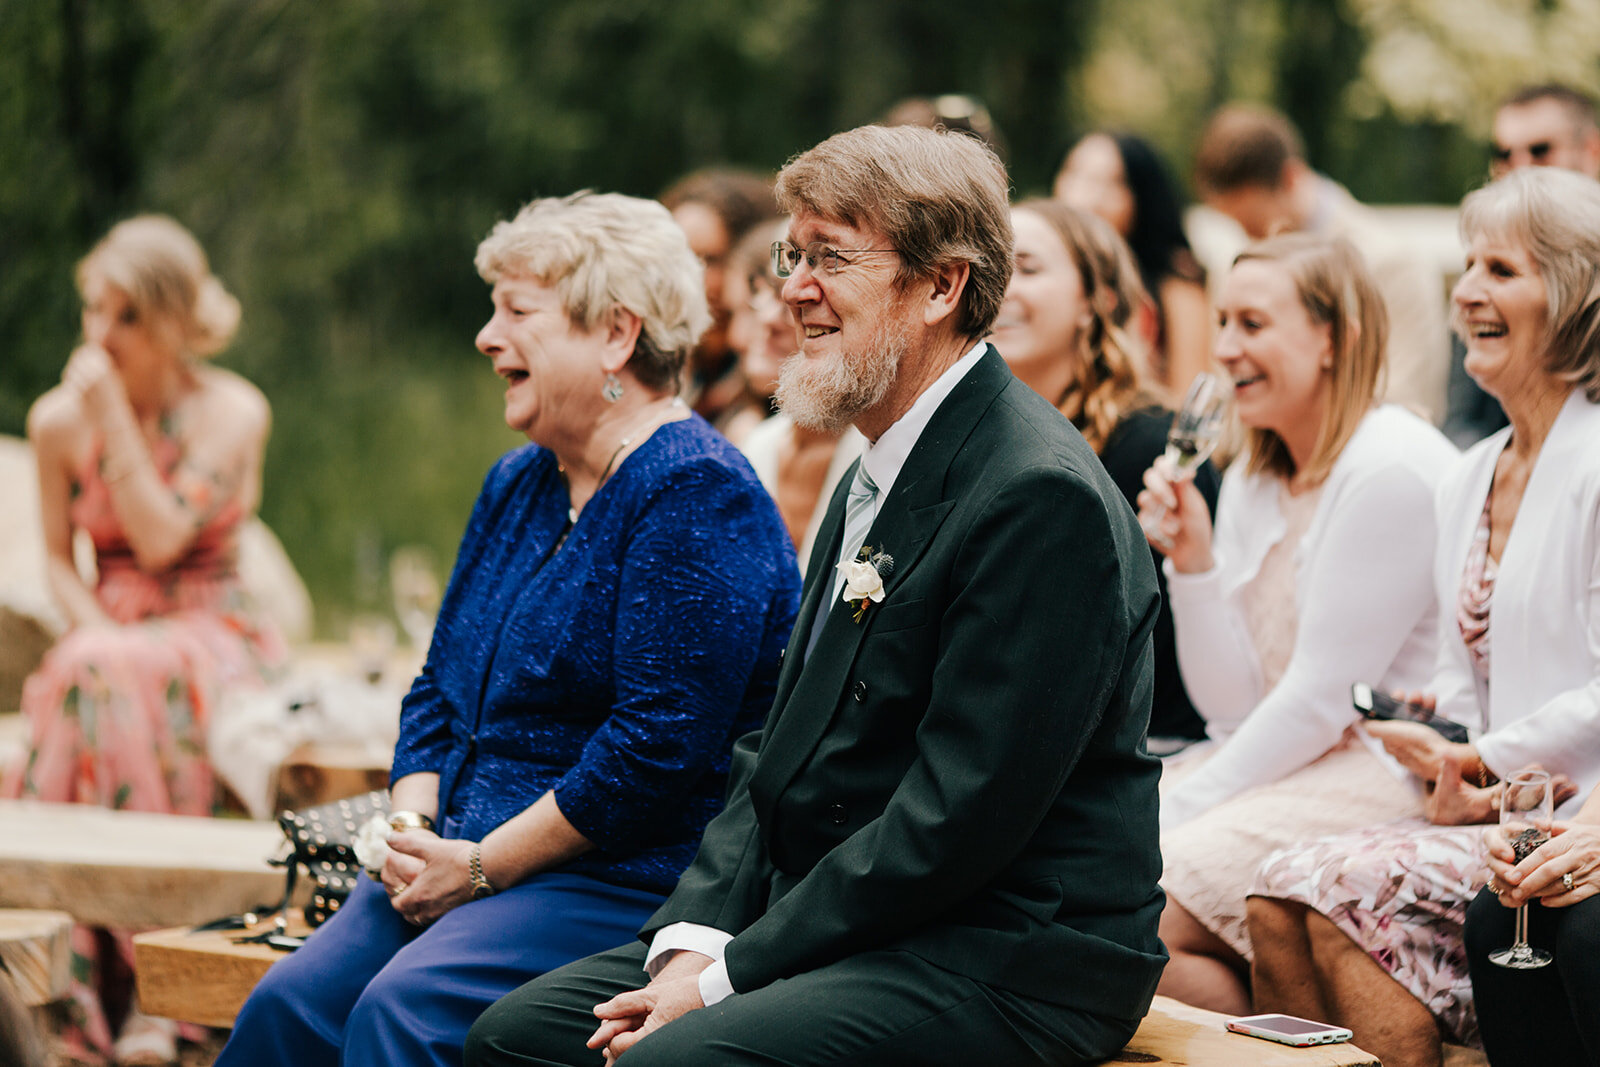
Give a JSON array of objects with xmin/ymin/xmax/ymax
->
[
  {"xmin": 827, "ymin": 803, "xmax": 848, "ymax": 825},
  {"xmin": 852, "ymin": 680, "xmax": 868, "ymax": 702}
]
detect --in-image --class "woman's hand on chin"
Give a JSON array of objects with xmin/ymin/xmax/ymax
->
[
  {"xmin": 62, "ymin": 344, "xmax": 130, "ymax": 428},
  {"xmin": 385, "ymin": 831, "xmax": 475, "ymax": 926}
]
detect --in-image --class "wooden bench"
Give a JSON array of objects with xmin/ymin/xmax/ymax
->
[
  {"xmin": 0, "ymin": 909, "xmax": 71, "ymax": 1008},
  {"xmin": 134, "ymin": 914, "xmax": 311, "ymax": 1028},
  {"xmin": 133, "ymin": 927, "xmax": 1385, "ymax": 1067},
  {"xmin": 275, "ymin": 740, "xmax": 390, "ymax": 812},
  {"xmin": 0, "ymin": 801, "xmax": 287, "ymax": 929},
  {"xmin": 1107, "ymin": 998, "xmax": 1378, "ymax": 1065}
]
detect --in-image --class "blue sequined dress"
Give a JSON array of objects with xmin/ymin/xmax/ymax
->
[
  {"xmin": 218, "ymin": 414, "xmax": 800, "ymax": 1067},
  {"xmin": 392, "ymin": 414, "xmax": 800, "ymax": 891}
]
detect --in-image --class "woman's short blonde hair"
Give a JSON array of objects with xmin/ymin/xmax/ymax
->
[
  {"xmin": 474, "ymin": 192, "xmax": 711, "ymax": 390},
  {"xmin": 1232, "ymin": 233, "xmax": 1387, "ymax": 485},
  {"xmin": 1011, "ymin": 200, "xmax": 1161, "ymax": 451},
  {"xmin": 77, "ymin": 215, "xmax": 240, "ymax": 359},
  {"xmin": 1459, "ymin": 167, "xmax": 1600, "ymax": 402}
]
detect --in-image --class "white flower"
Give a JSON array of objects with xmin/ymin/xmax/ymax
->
[
  {"xmin": 838, "ymin": 557, "xmax": 886, "ymax": 604},
  {"xmin": 353, "ymin": 813, "xmax": 393, "ymax": 875}
]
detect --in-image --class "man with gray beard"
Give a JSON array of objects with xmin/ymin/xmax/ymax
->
[{"xmin": 468, "ymin": 123, "xmax": 1167, "ymax": 1067}]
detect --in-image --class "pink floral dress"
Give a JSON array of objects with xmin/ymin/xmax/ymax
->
[
  {"xmin": 1250, "ymin": 491, "xmax": 1499, "ymax": 1047},
  {"xmin": 2, "ymin": 427, "xmax": 287, "ymax": 1057}
]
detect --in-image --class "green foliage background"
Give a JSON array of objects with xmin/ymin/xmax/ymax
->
[{"xmin": 0, "ymin": 0, "xmax": 1503, "ymax": 632}]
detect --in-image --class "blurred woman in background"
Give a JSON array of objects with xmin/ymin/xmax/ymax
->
[
  {"xmin": 659, "ymin": 167, "xmax": 776, "ymax": 429},
  {"xmin": 4, "ymin": 214, "xmax": 286, "ymax": 1064},
  {"xmin": 1056, "ymin": 131, "xmax": 1212, "ymax": 396},
  {"xmin": 989, "ymin": 199, "xmax": 1216, "ymax": 748}
]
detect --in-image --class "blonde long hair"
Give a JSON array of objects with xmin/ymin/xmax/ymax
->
[
  {"xmin": 1014, "ymin": 199, "xmax": 1162, "ymax": 451},
  {"xmin": 1232, "ymin": 233, "xmax": 1386, "ymax": 485}
]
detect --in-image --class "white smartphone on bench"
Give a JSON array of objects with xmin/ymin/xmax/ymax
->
[{"xmin": 1225, "ymin": 1013, "xmax": 1354, "ymax": 1047}]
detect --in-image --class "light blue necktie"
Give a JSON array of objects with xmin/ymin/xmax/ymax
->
[
  {"xmin": 805, "ymin": 463, "xmax": 879, "ymax": 659},
  {"xmin": 832, "ymin": 463, "xmax": 881, "ymax": 603}
]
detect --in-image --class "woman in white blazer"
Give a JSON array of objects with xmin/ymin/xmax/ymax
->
[
  {"xmin": 1248, "ymin": 168, "xmax": 1600, "ymax": 1067},
  {"xmin": 1136, "ymin": 234, "xmax": 1458, "ymax": 1018}
]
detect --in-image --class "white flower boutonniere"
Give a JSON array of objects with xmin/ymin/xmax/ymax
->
[
  {"xmin": 838, "ymin": 546, "xmax": 895, "ymax": 622},
  {"xmin": 353, "ymin": 813, "xmax": 393, "ymax": 877}
]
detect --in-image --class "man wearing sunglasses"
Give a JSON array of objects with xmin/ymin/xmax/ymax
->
[
  {"xmin": 468, "ymin": 123, "xmax": 1166, "ymax": 1067},
  {"xmin": 1490, "ymin": 83, "xmax": 1600, "ymax": 181}
]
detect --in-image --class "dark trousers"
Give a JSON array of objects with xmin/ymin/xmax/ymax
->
[
  {"xmin": 465, "ymin": 940, "xmax": 1137, "ymax": 1067},
  {"xmin": 1464, "ymin": 887, "xmax": 1600, "ymax": 1066},
  {"xmin": 215, "ymin": 873, "xmax": 663, "ymax": 1067}
]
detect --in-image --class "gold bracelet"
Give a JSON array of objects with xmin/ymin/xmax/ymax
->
[
  {"xmin": 387, "ymin": 810, "xmax": 435, "ymax": 833},
  {"xmin": 468, "ymin": 842, "xmax": 497, "ymax": 899}
]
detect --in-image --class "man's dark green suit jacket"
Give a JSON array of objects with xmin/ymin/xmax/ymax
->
[{"xmin": 645, "ymin": 346, "xmax": 1168, "ymax": 1024}]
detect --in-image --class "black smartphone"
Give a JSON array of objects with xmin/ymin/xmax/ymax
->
[{"xmin": 1351, "ymin": 683, "xmax": 1470, "ymax": 744}]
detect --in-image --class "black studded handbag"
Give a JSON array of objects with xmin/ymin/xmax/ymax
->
[{"xmin": 275, "ymin": 790, "xmax": 391, "ymax": 927}]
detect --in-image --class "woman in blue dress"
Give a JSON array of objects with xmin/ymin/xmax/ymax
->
[{"xmin": 217, "ymin": 191, "xmax": 801, "ymax": 1067}]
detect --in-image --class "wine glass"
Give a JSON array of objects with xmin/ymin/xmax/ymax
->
[
  {"xmin": 1489, "ymin": 768, "xmax": 1555, "ymax": 969},
  {"xmin": 1142, "ymin": 372, "xmax": 1229, "ymax": 547},
  {"xmin": 390, "ymin": 545, "xmax": 442, "ymax": 652}
]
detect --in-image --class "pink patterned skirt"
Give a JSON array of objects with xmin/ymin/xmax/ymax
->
[{"xmin": 1251, "ymin": 820, "xmax": 1485, "ymax": 1047}]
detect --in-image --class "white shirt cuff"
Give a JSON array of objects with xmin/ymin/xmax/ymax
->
[
  {"xmin": 643, "ymin": 922, "xmax": 734, "ymax": 977},
  {"xmin": 697, "ymin": 958, "xmax": 735, "ymax": 1006}
]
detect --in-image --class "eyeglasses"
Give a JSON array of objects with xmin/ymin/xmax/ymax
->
[{"xmin": 770, "ymin": 240, "xmax": 897, "ymax": 279}]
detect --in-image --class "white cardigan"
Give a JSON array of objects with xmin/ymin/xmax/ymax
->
[
  {"xmin": 1432, "ymin": 390, "xmax": 1600, "ymax": 815},
  {"xmin": 1162, "ymin": 405, "xmax": 1459, "ymax": 828}
]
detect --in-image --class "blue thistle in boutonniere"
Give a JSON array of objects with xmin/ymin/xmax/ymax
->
[{"xmin": 838, "ymin": 546, "xmax": 895, "ymax": 622}]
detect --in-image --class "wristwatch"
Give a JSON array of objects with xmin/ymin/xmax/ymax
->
[{"xmin": 468, "ymin": 843, "xmax": 497, "ymax": 899}]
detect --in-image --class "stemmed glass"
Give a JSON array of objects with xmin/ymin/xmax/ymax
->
[
  {"xmin": 1489, "ymin": 769, "xmax": 1555, "ymax": 970},
  {"xmin": 1142, "ymin": 372, "xmax": 1229, "ymax": 547}
]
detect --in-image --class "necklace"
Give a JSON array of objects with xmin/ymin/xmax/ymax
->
[{"xmin": 562, "ymin": 397, "xmax": 684, "ymax": 523}]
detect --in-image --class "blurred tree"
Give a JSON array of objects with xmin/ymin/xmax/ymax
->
[{"xmin": 3, "ymin": 0, "xmax": 1550, "ymax": 627}]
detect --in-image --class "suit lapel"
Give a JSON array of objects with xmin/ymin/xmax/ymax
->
[
  {"xmin": 748, "ymin": 348, "xmax": 1012, "ymax": 822},
  {"xmin": 765, "ymin": 468, "xmax": 854, "ymax": 725}
]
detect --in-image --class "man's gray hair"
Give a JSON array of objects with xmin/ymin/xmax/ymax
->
[{"xmin": 775, "ymin": 125, "xmax": 1013, "ymax": 339}]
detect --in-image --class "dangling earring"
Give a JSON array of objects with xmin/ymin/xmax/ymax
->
[{"xmin": 602, "ymin": 373, "xmax": 624, "ymax": 403}]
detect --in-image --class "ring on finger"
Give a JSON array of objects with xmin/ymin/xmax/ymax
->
[
  {"xmin": 1488, "ymin": 877, "xmax": 1505, "ymax": 896},
  {"xmin": 1564, "ymin": 872, "xmax": 1576, "ymax": 892}
]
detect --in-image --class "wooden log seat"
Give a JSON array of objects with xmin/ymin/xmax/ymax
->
[{"xmin": 0, "ymin": 801, "xmax": 286, "ymax": 929}]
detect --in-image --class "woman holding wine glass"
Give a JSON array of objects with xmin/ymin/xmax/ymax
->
[
  {"xmin": 1468, "ymin": 780, "xmax": 1600, "ymax": 1064},
  {"xmin": 1136, "ymin": 232, "xmax": 1458, "ymax": 1016},
  {"xmin": 1244, "ymin": 167, "xmax": 1600, "ymax": 1067},
  {"xmin": 988, "ymin": 199, "xmax": 1218, "ymax": 748}
]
